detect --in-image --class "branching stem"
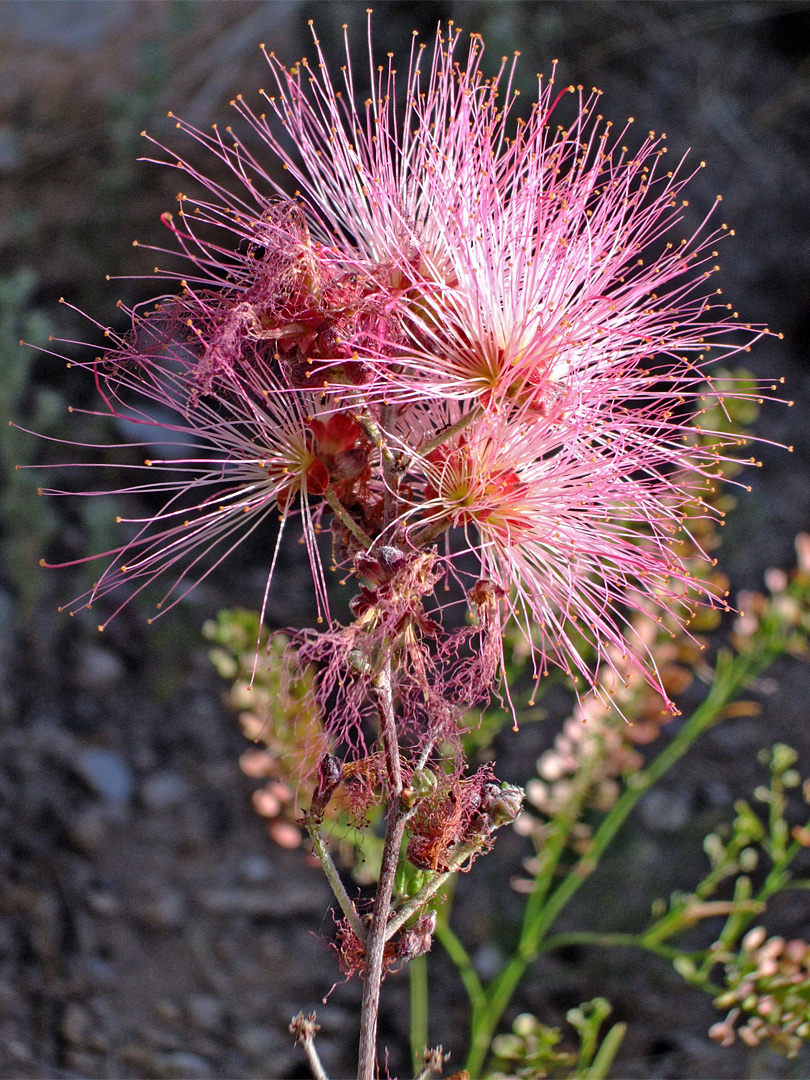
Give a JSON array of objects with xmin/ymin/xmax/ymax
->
[
  {"xmin": 357, "ymin": 660, "xmax": 406, "ymax": 1080},
  {"xmin": 386, "ymin": 841, "xmax": 478, "ymax": 941},
  {"xmin": 418, "ymin": 405, "xmax": 480, "ymax": 457}
]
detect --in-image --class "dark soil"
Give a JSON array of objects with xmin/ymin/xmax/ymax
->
[{"xmin": 2, "ymin": 3, "xmax": 810, "ymax": 1078}]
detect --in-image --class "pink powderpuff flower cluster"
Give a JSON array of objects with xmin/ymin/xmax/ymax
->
[{"xmin": 27, "ymin": 17, "xmax": 782, "ymax": 718}]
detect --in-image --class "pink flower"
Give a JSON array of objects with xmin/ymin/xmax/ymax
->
[
  {"xmin": 28, "ymin": 17, "xmax": 783, "ymax": 716},
  {"xmin": 212, "ymin": 20, "xmax": 769, "ymax": 409},
  {"xmin": 33, "ymin": 298, "xmax": 371, "ymax": 630},
  {"xmin": 406, "ymin": 403, "xmax": 728, "ymax": 711}
]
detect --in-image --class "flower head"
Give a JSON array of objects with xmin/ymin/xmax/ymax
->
[
  {"xmin": 34, "ymin": 298, "xmax": 342, "ymax": 628},
  {"xmin": 26, "ymin": 16, "xmax": 785, "ymax": 722},
  {"xmin": 408, "ymin": 398, "xmax": 734, "ymax": 710}
]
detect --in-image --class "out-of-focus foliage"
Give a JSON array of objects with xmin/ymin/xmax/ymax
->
[
  {"xmin": 2, "ymin": 269, "xmax": 59, "ymax": 611},
  {"xmin": 204, "ymin": 608, "xmax": 385, "ymax": 881}
]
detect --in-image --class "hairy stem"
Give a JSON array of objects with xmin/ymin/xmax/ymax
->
[
  {"xmin": 357, "ymin": 803, "xmax": 407, "ymax": 1079},
  {"xmin": 354, "ymin": 407, "xmax": 398, "ymax": 472},
  {"xmin": 385, "ymin": 841, "xmax": 478, "ymax": 941},
  {"xmin": 357, "ymin": 661, "xmax": 405, "ymax": 1080},
  {"xmin": 378, "ymin": 403, "xmax": 403, "ymax": 530},
  {"xmin": 417, "ymin": 405, "xmax": 480, "ymax": 457},
  {"xmin": 355, "ymin": 405, "xmax": 409, "ymax": 1079}
]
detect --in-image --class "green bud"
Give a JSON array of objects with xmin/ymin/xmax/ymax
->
[
  {"xmin": 486, "ymin": 783, "xmax": 525, "ymax": 827},
  {"xmin": 770, "ymin": 743, "xmax": 799, "ymax": 773},
  {"xmin": 674, "ymin": 956, "xmax": 697, "ymax": 980}
]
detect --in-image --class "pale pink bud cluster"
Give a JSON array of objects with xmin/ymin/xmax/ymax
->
[{"xmin": 710, "ymin": 927, "xmax": 810, "ymax": 1056}]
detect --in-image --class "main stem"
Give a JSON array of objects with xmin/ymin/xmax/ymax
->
[{"xmin": 357, "ymin": 662, "xmax": 405, "ymax": 1080}]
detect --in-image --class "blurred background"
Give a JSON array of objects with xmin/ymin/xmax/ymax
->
[{"xmin": 1, "ymin": 2, "xmax": 809, "ymax": 1077}]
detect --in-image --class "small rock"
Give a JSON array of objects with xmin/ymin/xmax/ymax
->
[
  {"xmin": 61, "ymin": 1001, "xmax": 92, "ymax": 1046},
  {"xmin": 639, "ymin": 787, "xmax": 691, "ymax": 832},
  {"xmin": 0, "ymin": 588, "xmax": 16, "ymax": 662},
  {"xmin": 74, "ymin": 645, "xmax": 126, "ymax": 690},
  {"xmin": 158, "ymin": 1050, "xmax": 214, "ymax": 1079},
  {"xmin": 74, "ymin": 748, "xmax": 134, "ymax": 804},
  {"xmin": 121, "ymin": 1046, "xmax": 213, "ymax": 1079},
  {"xmin": 154, "ymin": 998, "xmax": 182, "ymax": 1024},
  {"xmin": 68, "ymin": 807, "xmax": 109, "ymax": 855},
  {"xmin": 85, "ymin": 889, "xmax": 120, "ymax": 918},
  {"xmin": 198, "ymin": 881, "xmax": 328, "ymax": 918},
  {"xmin": 65, "ymin": 1050, "xmax": 102, "ymax": 1075},
  {"xmin": 0, "ymin": 921, "xmax": 15, "ymax": 955},
  {"xmin": 0, "ymin": 126, "xmax": 22, "ymax": 171},
  {"xmin": 185, "ymin": 993, "xmax": 224, "ymax": 1034},
  {"xmin": 134, "ymin": 887, "xmax": 186, "ymax": 930},
  {"xmin": 704, "ymin": 779, "xmax": 733, "ymax": 806},
  {"xmin": 140, "ymin": 771, "xmax": 190, "ymax": 813},
  {"xmin": 3, "ymin": 1039, "xmax": 30, "ymax": 1062},
  {"xmin": 237, "ymin": 854, "xmax": 275, "ymax": 884},
  {"xmin": 234, "ymin": 1024, "xmax": 277, "ymax": 1057},
  {"xmin": 81, "ymin": 957, "xmax": 116, "ymax": 986},
  {"xmin": 473, "ymin": 941, "xmax": 505, "ymax": 980}
]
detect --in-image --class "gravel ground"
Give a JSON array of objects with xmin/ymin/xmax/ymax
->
[{"xmin": 2, "ymin": 3, "xmax": 810, "ymax": 1078}]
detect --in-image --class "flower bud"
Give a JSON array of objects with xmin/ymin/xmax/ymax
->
[
  {"xmin": 402, "ymin": 768, "xmax": 439, "ymax": 810},
  {"xmin": 482, "ymin": 782, "xmax": 525, "ymax": 828},
  {"xmin": 309, "ymin": 754, "xmax": 343, "ymax": 822}
]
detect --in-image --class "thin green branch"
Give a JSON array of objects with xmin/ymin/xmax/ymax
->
[
  {"xmin": 409, "ymin": 953, "xmax": 429, "ymax": 1076},
  {"xmin": 434, "ymin": 920, "xmax": 488, "ymax": 1021},
  {"xmin": 697, "ymin": 816, "xmax": 810, "ymax": 982},
  {"xmin": 304, "ymin": 820, "xmax": 366, "ymax": 943},
  {"xmin": 640, "ymin": 898, "xmax": 765, "ymax": 949},
  {"xmin": 539, "ymin": 930, "xmax": 686, "ymax": 962},
  {"xmin": 586, "ymin": 1021, "xmax": 628, "ymax": 1080},
  {"xmin": 463, "ymin": 638, "xmax": 789, "ymax": 1077},
  {"xmin": 353, "ymin": 407, "xmax": 398, "ymax": 471},
  {"xmin": 417, "ymin": 406, "xmax": 481, "ymax": 457},
  {"xmin": 323, "ymin": 486, "xmax": 372, "ymax": 547},
  {"xmin": 386, "ymin": 841, "xmax": 478, "ymax": 941}
]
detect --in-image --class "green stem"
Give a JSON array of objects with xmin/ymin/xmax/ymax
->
[
  {"xmin": 409, "ymin": 953, "xmax": 429, "ymax": 1076},
  {"xmin": 434, "ymin": 920, "xmax": 488, "ymax": 1033},
  {"xmin": 585, "ymin": 1021, "xmax": 627, "ymax": 1080},
  {"xmin": 353, "ymin": 407, "xmax": 398, "ymax": 471},
  {"xmin": 540, "ymin": 932, "xmax": 727, "ymax": 1003},
  {"xmin": 640, "ymin": 898, "xmax": 764, "ymax": 949},
  {"xmin": 462, "ymin": 762, "xmax": 598, "ymax": 1073},
  {"xmin": 464, "ymin": 642, "xmax": 784, "ymax": 1077},
  {"xmin": 697, "ymin": 818, "xmax": 810, "ymax": 982},
  {"xmin": 539, "ymin": 930, "xmax": 685, "ymax": 963},
  {"xmin": 418, "ymin": 406, "xmax": 481, "ymax": 457},
  {"xmin": 305, "ymin": 820, "xmax": 366, "ymax": 944},
  {"xmin": 323, "ymin": 486, "xmax": 372, "ymax": 548}
]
